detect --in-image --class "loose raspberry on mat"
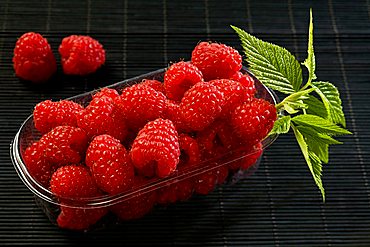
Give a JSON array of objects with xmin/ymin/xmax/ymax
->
[
  {"xmin": 59, "ymin": 35, "xmax": 105, "ymax": 75},
  {"xmin": 191, "ymin": 41, "xmax": 242, "ymax": 81},
  {"xmin": 164, "ymin": 61, "xmax": 203, "ymax": 101},
  {"xmin": 130, "ymin": 118, "xmax": 180, "ymax": 178},
  {"xmin": 111, "ymin": 177, "xmax": 157, "ymax": 221},
  {"xmin": 77, "ymin": 92, "xmax": 127, "ymax": 141},
  {"xmin": 116, "ymin": 84, "xmax": 167, "ymax": 131},
  {"xmin": 13, "ymin": 32, "xmax": 56, "ymax": 82},
  {"xmin": 86, "ymin": 135, "xmax": 134, "ymax": 195},
  {"xmin": 180, "ymin": 81, "xmax": 224, "ymax": 131},
  {"xmin": 33, "ymin": 100, "xmax": 84, "ymax": 134},
  {"xmin": 231, "ymin": 98, "xmax": 277, "ymax": 145}
]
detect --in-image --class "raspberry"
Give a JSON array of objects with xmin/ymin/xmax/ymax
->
[
  {"xmin": 50, "ymin": 165, "xmax": 100, "ymax": 198},
  {"xmin": 178, "ymin": 133, "xmax": 201, "ymax": 167},
  {"xmin": 33, "ymin": 100, "xmax": 84, "ymax": 134},
  {"xmin": 50, "ymin": 165, "xmax": 107, "ymax": 230},
  {"xmin": 156, "ymin": 178, "xmax": 194, "ymax": 205},
  {"xmin": 23, "ymin": 126, "xmax": 88, "ymax": 187},
  {"xmin": 130, "ymin": 118, "xmax": 180, "ymax": 178},
  {"xmin": 194, "ymin": 165, "xmax": 229, "ymax": 195},
  {"xmin": 77, "ymin": 91, "xmax": 127, "ymax": 141},
  {"xmin": 230, "ymin": 71, "xmax": 256, "ymax": 98},
  {"xmin": 116, "ymin": 84, "xmax": 167, "ymax": 130},
  {"xmin": 228, "ymin": 143, "xmax": 263, "ymax": 171},
  {"xmin": 23, "ymin": 141, "xmax": 53, "ymax": 187},
  {"xmin": 162, "ymin": 100, "xmax": 189, "ymax": 132},
  {"xmin": 92, "ymin": 87, "xmax": 119, "ymax": 100},
  {"xmin": 197, "ymin": 120, "xmax": 236, "ymax": 159},
  {"xmin": 40, "ymin": 126, "xmax": 88, "ymax": 166},
  {"xmin": 180, "ymin": 81, "xmax": 224, "ymax": 131},
  {"xmin": 13, "ymin": 32, "xmax": 56, "ymax": 82},
  {"xmin": 191, "ymin": 42, "xmax": 242, "ymax": 81},
  {"xmin": 140, "ymin": 79, "xmax": 165, "ymax": 94},
  {"xmin": 209, "ymin": 79, "xmax": 249, "ymax": 118},
  {"xmin": 231, "ymin": 98, "xmax": 277, "ymax": 145},
  {"xmin": 157, "ymin": 134, "xmax": 199, "ymax": 204},
  {"xmin": 164, "ymin": 61, "xmax": 203, "ymax": 101},
  {"xmin": 59, "ymin": 35, "xmax": 105, "ymax": 75},
  {"xmin": 111, "ymin": 177, "xmax": 157, "ymax": 220},
  {"xmin": 57, "ymin": 206, "xmax": 107, "ymax": 231},
  {"xmin": 86, "ymin": 135, "xmax": 134, "ymax": 195}
]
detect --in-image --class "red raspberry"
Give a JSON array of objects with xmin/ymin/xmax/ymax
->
[
  {"xmin": 164, "ymin": 61, "xmax": 203, "ymax": 101},
  {"xmin": 156, "ymin": 178, "xmax": 194, "ymax": 205},
  {"xmin": 209, "ymin": 79, "xmax": 249, "ymax": 118},
  {"xmin": 23, "ymin": 141, "xmax": 53, "ymax": 187},
  {"xmin": 92, "ymin": 87, "xmax": 119, "ymax": 100},
  {"xmin": 86, "ymin": 135, "xmax": 134, "ymax": 195},
  {"xmin": 50, "ymin": 165, "xmax": 107, "ymax": 230},
  {"xmin": 23, "ymin": 126, "xmax": 88, "ymax": 187},
  {"xmin": 197, "ymin": 120, "xmax": 238, "ymax": 159},
  {"xmin": 58, "ymin": 35, "xmax": 105, "ymax": 75},
  {"xmin": 77, "ymin": 91, "xmax": 127, "ymax": 141},
  {"xmin": 111, "ymin": 177, "xmax": 157, "ymax": 221},
  {"xmin": 50, "ymin": 165, "xmax": 100, "ymax": 198},
  {"xmin": 57, "ymin": 206, "xmax": 107, "ymax": 231},
  {"xmin": 130, "ymin": 118, "xmax": 180, "ymax": 178},
  {"xmin": 116, "ymin": 84, "xmax": 167, "ymax": 131},
  {"xmin": 180, "ymin": 81, "xmax": 224, "ymax": 131},
  {"xmin": 157, "ymin": 134, "xmax": 200, "ymax": 204},
  {"xmin": 33, "ymin": 100, "xmax": 84, "ymax": 134},
  {"xmin": 228, "ymin": 143, "xmax": 263, "ymax": 171},
  {"xmin": 140, "ymin": 79, "xmax": 165, "ymax": 94},
  {"xmin": 162, "ymin": 100, "xmax": 189, "ymax": 132},
  {"xmin": 231, "ymin": 98, "xmax": 277, "ymax": 145},
  {"xmin": 191, "ymin": 42, "xmax": 242, "ymax": 81},
  {"xmin": 13, "ymin": 32, "xmax": 56, "ymax": 83},
  {"xmin": 178, "ymin": 133, "xmax": 201, "ymax": 167},
  {"xmin": 194, "ymin": 165, "xmax": 229, "ymax": 195},
  {"xmin": 230, "ymin": 71, "xmax": 256, "ymax": 98},
  {"xmin": 40, "ymin": 126, "xmax": 88, "ymax": 166}
]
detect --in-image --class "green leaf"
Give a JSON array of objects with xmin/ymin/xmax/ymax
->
[
  {"xmin": 304, "ymin": 95, "xmax": 328, "ymax": 119},
  {"xmin": 296, "ymin": 126, "xmax": 342, "ymax": 145},
  {"xmin": 269, "ymin": 116, "xmax": 291, "ymax": 135},
  {"xmin": 302, "ymin": 9, "xmax": 317, "ymax": 85},
  {"xmin": 296, "ymin": 125, "xmax": 343, "ymax": 164},
  {"xmin": 232, "ymin": 25, "xmax": 302, "ymax": 94},
  {"xmin": 292, "ymin": 114, "xmax": 352, "ymax": 136},
  {"xmin": 292, "ymin": 124, "xmax": 325, "ymax": 201},
  {"xmin": 312, "ymin": 81, "xmax": 346, "ymax": 127}
]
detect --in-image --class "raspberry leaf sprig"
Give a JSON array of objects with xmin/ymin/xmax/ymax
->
[{"xmin": 231, "ymin": 9, "xmax": 351, "ymax": 201}]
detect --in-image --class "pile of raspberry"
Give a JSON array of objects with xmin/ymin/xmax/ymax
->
[{"xmin": 22, "ymin": 41, "xmax": 277, "ymax": 231}]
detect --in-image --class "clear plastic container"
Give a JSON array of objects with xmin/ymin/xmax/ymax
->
[{"xmin": 10, "ymin": 67, "xmax": 279, "ymax": 231}]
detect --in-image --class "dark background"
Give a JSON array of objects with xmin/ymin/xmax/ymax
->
[{"xmin": 1, "ymin": 0, "xmax": 370, "ymax": 246}]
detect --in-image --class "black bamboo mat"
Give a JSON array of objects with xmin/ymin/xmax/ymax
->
[{"xmin": 0, "ymin": 0, "xmax": 369, "ymax": 246}]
